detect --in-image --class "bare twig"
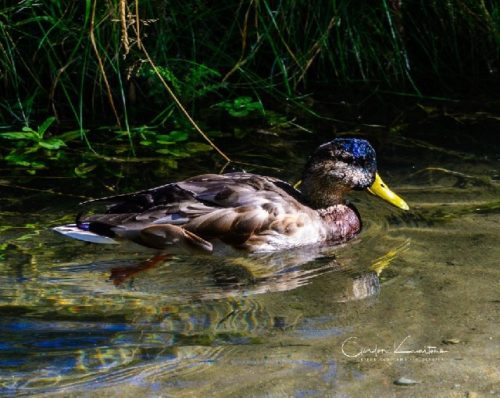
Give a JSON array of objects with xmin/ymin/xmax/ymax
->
[
  {"xmin": 120, "ymin": 0, "xmax": 130, "ymax": 54},
  {"xmin": 140, "ymin": 46, "xmax": 231, "ymax": 163},
  {"xmin": 135, "ymin": 0, "xmax": 142, "ymax": 50},
  {"xmin": 0, "ymin": 181, "xmax": 89, "ymax": 200}
]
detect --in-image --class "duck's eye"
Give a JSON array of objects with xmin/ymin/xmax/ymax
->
[
  {"xmin": 339, "ymin": 152, "xmax": 354, "ymax": 163},
  {"xmin": 356, "ymin": 156, "xmax": 367, "ymax": 166},
  {"xmin": 350, "ymin": 157, "xmax": 370, "ymax": 170}
]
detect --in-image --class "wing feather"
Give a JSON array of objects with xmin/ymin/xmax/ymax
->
[{"xmin": 76, "ymin": 172, "xmax": 319, "ymax": 251}]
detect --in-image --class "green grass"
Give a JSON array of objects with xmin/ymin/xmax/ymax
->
[{"xmin": 0, "ymin": 0, "xmax": 498, "ymax": 171}]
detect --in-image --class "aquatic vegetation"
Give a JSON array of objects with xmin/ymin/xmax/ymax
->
[
  {"xmin": 0, "ymin": 117, "xmax": 75, "ymax": 174},
  {"xmin": 0, "ymin": 1, "xmax": 498, "ymax": 143},
  {"xmin": 214, "ymin": 97, "xmax": 264, "ymax": 118}
]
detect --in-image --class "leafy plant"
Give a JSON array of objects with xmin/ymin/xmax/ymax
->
[
  {"xmin": 138, "ymin": 62, "xmax": 227, "ymax": 103},
  {"xmin": 214, "ymin": 96, "xmax": 264, "ymax": 117},
  {"xmin": 0, "ymin": 0, "xmax": 499, "ymax": 169},
  {"xmin": 74, "ymin": 162, "xmax": 97, "ymax": 178},
  {"xmin": 136, "ymin": 127, "xmax": 213, "ymax": 168},
  {"xmin": 0, "ymin": 117, "xmax": 69, "ymax": 173}
]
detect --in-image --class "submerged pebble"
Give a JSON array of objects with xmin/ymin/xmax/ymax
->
[
  {"xmin": 273, "ymin": 316, "xmax": 287, "ymax": 330},
  {"xmin": 442, "ymin": 338, "xmax": 461, "ymax": 344},
  {"xmin": 394, "ymin": 377, "xmax": 419, "ymax": 386}
]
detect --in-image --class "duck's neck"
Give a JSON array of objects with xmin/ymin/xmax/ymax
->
[{"xmin": 301, "ymin": 175, "xmax": 348, "ymax": 209}]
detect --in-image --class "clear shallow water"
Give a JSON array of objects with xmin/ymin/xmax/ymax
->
[{"xmin": 0, "ymin": 136, "xmax": 498, "ymax": 397}]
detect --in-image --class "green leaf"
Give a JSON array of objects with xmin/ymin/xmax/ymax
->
[
  {"xmin": 156, "ymin": 131, "xmax": 189, "ymax": 146},
  {"xmin": 155, "ymin": 148, "xmax": 174, "ymax": 155},
  {"xmin": 48, "ymin": 151, "xmax": 65, "ymax": 161},
  {"xmin": 30, "ymin": 161, "xmax": 46, "ymax": 169},
  {"xmin": 155, "ymin": 147, "xmax": 190, "ymax": 157},
  {"xmin": 234, "ymin": 96, "xmax": 253, "ymax": 106},
  {"xmin": 23, "ymin": 146, "xmax": 39, "ymax": 154},
  {"xmin": 0, "ymin": 132, "xmax": 37, "ymax": 141},
  {"xmin": 234, "ymin": 97, "xmax": 263, "ymax": 112},
  {"xmin": 167, "ymin": 130, "xmax": 189, "ymax": 142},
  {"xmin": 266, "ymin": 111, "xmax": 289, "ymax": 127},
  {"xmin": 37, "ymin": 116, "xmax": 56, "ymax": 136},
  {"xmin": 186, "ymin": 142, "xmax": 213, "ymax": 153},
  {"xmin": 74, "ymin": 163, "xmax": 97, "ymax": 177},
  {"xmin": 228, "ymin": 109, "xmax": 251, "ymax": 117},
  {"xmin": 38, "ymin": 138, "xmax": 66, "ymax": 150},
  {"xmin": 213, "ymin": 100, "xmax": 232, "ymax": 110},
  {"xmin": 5, "ymin": 153, "xmax": 31, "ymax": 166},
  {"xmin": 155, "ymin": 136, "xmax": 178, "ymax": 145},
  {"xmin": 59, "ymin": 129, "xmax": 86, "ymax": 142},
  {"xmin": 213, "ymin": 96, "xmax": 264, "ymax": 118}
]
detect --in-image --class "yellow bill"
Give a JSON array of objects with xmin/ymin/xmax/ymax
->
[{"xmin": 367, "ymin": 173, "xmax": 409, "ymax": 210}]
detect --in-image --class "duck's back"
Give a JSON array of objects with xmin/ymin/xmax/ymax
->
[{"xmin": 71, "ymin": 173, "xmax": 328, "ymax": 253}]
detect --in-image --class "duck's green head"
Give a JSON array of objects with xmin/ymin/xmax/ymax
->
[{"xmin": 302, "ymin": 138, "xmax": 409, "ymax": 210}]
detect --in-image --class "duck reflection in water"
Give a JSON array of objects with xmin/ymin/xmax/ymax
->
[{"xmin": 103, "ymin": 239, "xmax": 410, "ymax": 303}]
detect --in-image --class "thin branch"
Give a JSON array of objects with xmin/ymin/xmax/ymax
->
[
  {"xmin": 0, "ymin": 181, "xmax": 89, "ymax": 200},
  {"xmin": 120, "ymin": 0, "xmax": 130, "ymax": 54},
  {"xmin": 135, "ymin": 0, "xmax": 142, "ymax": 50},
  {"xmin": 140, "ymin": 46, "xmax": 231, "ymax": 163}
]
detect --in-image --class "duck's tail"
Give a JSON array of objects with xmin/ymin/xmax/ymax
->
[{"xmin": 52, "ymin": 224, "xmax": 119, "ymax": 244}]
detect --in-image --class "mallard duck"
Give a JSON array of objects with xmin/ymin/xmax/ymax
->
[{"xmin": 53, "ymin": 138, "xmax": 409, "ymax": 254}]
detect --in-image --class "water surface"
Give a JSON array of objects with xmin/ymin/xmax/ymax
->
[{"xmin": 0, "ymin": 133, "xmax": 498, "ymax": 397}]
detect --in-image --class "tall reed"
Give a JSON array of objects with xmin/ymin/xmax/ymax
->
[{"xmin": 0, "ymin": 0, "xmax": 498, "ymax": 131}]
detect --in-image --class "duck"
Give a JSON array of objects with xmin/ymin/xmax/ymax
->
[{"xmin": 53, "ymin": 138, "xmax": 409, "ymax": 254}]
